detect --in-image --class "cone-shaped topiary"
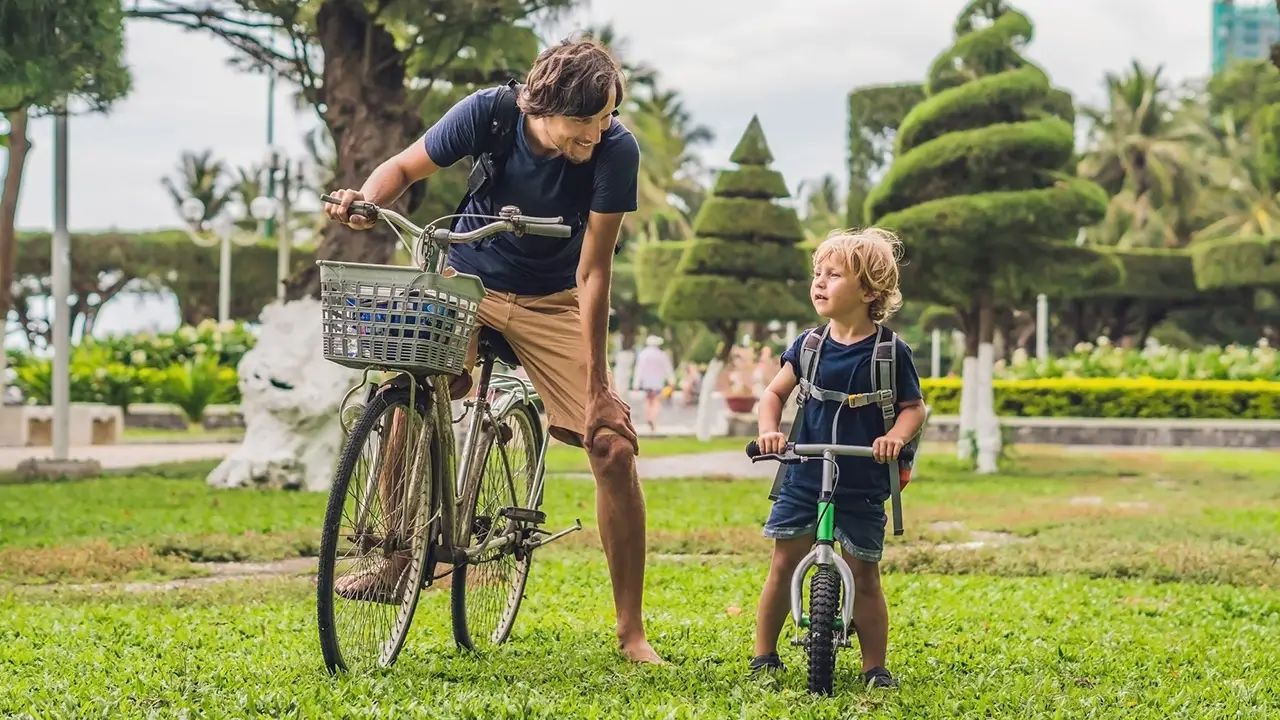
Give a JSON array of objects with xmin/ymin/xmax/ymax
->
[{"xmin": 659, "ymin": 115, "xmax": 813, "ymax": 361}]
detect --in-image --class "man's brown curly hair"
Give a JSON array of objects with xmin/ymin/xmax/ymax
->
[{"xmin": 519, "ymin": 38, "xmax": 625, "ymax": 118}]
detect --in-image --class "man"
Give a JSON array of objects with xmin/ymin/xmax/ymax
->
[{"xmin": 322, "ymin": 38, "xmax": 661, "ymax": 664}]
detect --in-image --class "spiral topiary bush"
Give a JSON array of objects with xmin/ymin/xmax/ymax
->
[{"xmin": 863, "ymin": 0, "xmax": 1113, "ymax": 312}]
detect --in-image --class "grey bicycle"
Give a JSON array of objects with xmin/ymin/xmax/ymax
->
[{"xmin": 313, "ymin": 195, "xmax": 583, "ymax": 674}]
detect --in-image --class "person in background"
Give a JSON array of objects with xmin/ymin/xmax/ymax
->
[{"xmin": 632, "ymin": 335, "xmax": 675, "ymax": 433}]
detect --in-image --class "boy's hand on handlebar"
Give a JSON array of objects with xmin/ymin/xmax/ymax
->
[
  {"xmin": 872, "ymin": 435, "xmax": 904, "ymax": 463},
  {"xmin": 756, "ymin": 431, "xmax": 787, "ymax": 455},
  {"xmin": 323, "ymin": 189, "xmax": 375, "ymax": 230}
]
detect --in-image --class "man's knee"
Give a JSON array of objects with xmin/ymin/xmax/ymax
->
[{"xmin": 588, "ymin": 431, "xmax": 635, "ymax": 482}]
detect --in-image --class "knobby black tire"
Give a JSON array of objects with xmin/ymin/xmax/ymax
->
[
  {"xmin": 451, "ymin": 401, "xmax": 543, "ymax": 651},
  {"xmin": 316, "ymin": 385, "xmax": 440, "ymax": 674},
  {"xmin": 807, "ymin": 566, "xmax": 842, "ymax": 695}
]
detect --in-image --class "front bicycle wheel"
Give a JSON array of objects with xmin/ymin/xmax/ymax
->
[
  {"xmin": 451, "ymin": 400, "xmax": 543, "ymax": 650},
  {"xmin": 316, "ymin": 385, "xmax": 442, "ymax": 673},
  {"xmin": 806, "ymin": 565, "xmax": 842, "ymax": 695}
]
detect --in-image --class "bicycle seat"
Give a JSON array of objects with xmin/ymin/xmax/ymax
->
[{"xmin": 478, "ymin": 326, "xmax": 521, "ymax": 368}]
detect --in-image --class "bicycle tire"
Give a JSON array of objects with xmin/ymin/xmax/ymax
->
[
  {"xmin": 450, "ymin": 400, "xmax": 543, "ymax": 650},
  {"xmin": 316, "ymin": 385, "xmax": 441, "ymax": 673},
  {"xmin": 807, "ymin": 566, "xmax": 842, "ymax": 695}
]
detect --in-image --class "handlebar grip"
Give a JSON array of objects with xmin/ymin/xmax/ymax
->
[
  {"xmin": 527, "ymin": 223, "xmax": 572, "ymax": 238},
  {"xmin": 320, "ymin": 194, "xmax": 377, "ymax": 221},
  {"xmin": 745, "ymin": 441, "xmax": 761, "ymax": 458}
]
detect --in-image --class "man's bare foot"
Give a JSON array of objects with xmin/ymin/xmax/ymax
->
[
  {"xmin": 333, "ymin": 556, "xmax": 408, "ymax": 604},
  {"xmin": 619, "ymin": 636, "xmax": 665, "ymax": 664}
]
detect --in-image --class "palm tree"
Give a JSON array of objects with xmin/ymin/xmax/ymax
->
[
  {"xmin": 797, "ymin": 174, "xmax": 843, "ymax": 242},
  {"xmin": 1078, "ymin": 62, "xmax": 1212, "ymax": 248},
  {"xmin": 1192, "ymin": 110, "xmax": 1280, "ymax": 242},
  {"xmin": 160, "ymin": 149, "xmax": 234, "ymax": 225}
]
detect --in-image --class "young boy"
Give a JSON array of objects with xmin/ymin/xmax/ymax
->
[{"xmin": 750, "ymin": 228, "xmax": 927, "ymax": 689}]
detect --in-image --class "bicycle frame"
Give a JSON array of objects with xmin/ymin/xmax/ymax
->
[{"xmin": 327, "ymin": 197, "xmax": 573, "ymax": 571}]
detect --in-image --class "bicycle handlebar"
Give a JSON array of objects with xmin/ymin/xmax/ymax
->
[
  {"xmin": 745, "ymin": 441, "xmax": 877, "ymax": 464},
  {"xmin": 319, "ymin": 194, "xmax": 574, "ymax": 242}
]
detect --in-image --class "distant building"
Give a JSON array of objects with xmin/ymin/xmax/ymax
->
[{"xmin": 1213, "ymin": 0, "xmax": 1280, "ymax": 73}]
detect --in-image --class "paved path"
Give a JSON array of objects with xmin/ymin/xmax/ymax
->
[
  {"xmin": 0, "ymin": 441, "xmax": 764, "ymax": 477},
  {"xmin": 636, "ymin": 450, "xmax": 771, "ymax": 480},
  {"xmin": 0, "ymin": 443, "xmax": 232, "ymax": 471}
]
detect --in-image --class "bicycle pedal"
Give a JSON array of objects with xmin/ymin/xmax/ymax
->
[{"xmin": 499, "ymin": 506, "xmax": 546, "ymax": 525}]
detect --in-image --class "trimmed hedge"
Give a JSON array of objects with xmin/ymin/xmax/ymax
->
[
  {"xmin": 634, "ymin": 241, "xmax": 689, "ymax": 306},
  {"xmin": 846, "ymin": 83, "xmax": 926, "ymax": 227},
  {"xmin": 865, "ymin": 116, "xmax": 1076, "ymax": 222},
  {"xmin": 1189, "ymin": 235, "xmax": 1280, "ymax": 291},
  {"xmin": 919, "ymin": 378, "xmax": 1280, "ymax": 419},
  {"xmin": 659, "ymin": 116, "xmax": 813, "ymax": 328}
]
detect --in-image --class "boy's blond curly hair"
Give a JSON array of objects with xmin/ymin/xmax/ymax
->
[{"xmin": 812, "ymin": 227, "xmax": 905, "ymax": 323}]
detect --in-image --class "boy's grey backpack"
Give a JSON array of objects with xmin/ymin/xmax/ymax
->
[{"xmin": 767, "ymin": 324, "xmax": 930, "ymax": 536}]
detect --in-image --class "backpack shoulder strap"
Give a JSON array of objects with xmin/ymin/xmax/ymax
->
[
  {"xmin": 484, "ymin": 79, "xmax": 521, "ymax": 170},
  {"xmin": 453, "ymin": 80, "xmax": 522, "ymax": 231},
  {"xmin": 768, "ymin": 324, "xmax": 825, "ymax": 501},
  {"xmin": 796, "ymin": 324, "xmax": 839, "ymax": 404},
  {"xmin": 869, "ymin": 324, "xmax": 898, "ymax": 431}
]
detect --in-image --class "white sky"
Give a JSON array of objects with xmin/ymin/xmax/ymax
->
[{"xmin": 0, "ymin": 0, "xmax": 1237, "ymax": 336}]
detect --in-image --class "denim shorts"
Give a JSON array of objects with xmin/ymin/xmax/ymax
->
[{"xmin": 763, "ymin": 481, "xmax": 888, "ymax": 563}]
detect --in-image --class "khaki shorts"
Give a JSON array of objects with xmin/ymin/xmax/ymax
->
[{"xmin": 451, "ymin": 287, "xmax": 620, "ymax": 448}]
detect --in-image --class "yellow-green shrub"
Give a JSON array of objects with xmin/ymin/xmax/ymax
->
[{"xmin": 919, "ymin": 378, "xmax": 1280, "ymax": 419}]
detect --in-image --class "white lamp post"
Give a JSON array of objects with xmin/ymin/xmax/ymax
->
[
  {"xmin": 178, "ymin": 196, "xmax": 274, "ymax": 323},
  {"xmin": 261, "ymin": 147, "xmax": 311, "ymax": 302}
]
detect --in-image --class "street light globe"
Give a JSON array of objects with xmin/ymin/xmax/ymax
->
[
  {"xmin": 181, "ymin": 197, "xmax": 206, "ymax": 224},
  {"xmin": 250, "ymin": 195, "xmax": 277, "ymax": 221},
  {"xmin": 211, "ymin": 214, "xmax": 235, "ymax": 238}
]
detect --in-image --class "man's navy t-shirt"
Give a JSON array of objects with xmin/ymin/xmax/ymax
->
[
  {"xmin": 422, "ymin": 86, "xmax": 641, "ymax": 296},
  {"xmin": 780, "ymin": 327, "xmax": 923, "ymax": 503}
]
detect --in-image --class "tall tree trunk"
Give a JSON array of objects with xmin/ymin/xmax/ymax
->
[
  {"xmin": 0, "ymin": 107, "xmax": 31, "ymax": 397},
  {"xmin": 974, "ymin": 285, "xmax": 1000, "ymax": 473},
  {"xmin": 957, "ymin": 296, "xmax": 981, "ymax": 461},
  {"xmin": 284, "ymin": 1, "xmax": 425, "ymax": 299}
]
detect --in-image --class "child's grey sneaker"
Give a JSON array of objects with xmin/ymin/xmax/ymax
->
[
  {"xmin": 749, "ymin": 652, "xmax": 784, "ymax": 673},
  {"xmin": 863, "ymin": 666, "xmax": 899, "ymax": 689}
]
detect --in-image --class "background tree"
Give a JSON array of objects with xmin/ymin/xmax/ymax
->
[
  {"xmin": 864, "ymin": 0, "xmax": 1110, "ymax": 472},
  {"xmin": 129, "ymin": 0, "xmax": 577, "ymax": 298},
  {"xmin": 160, "ymin": 149, "xmax": 235, "ymax": 224},
  {"xmin": 658, "ymin": 115, "xmax": 812, "ymax": 363},
  {"xmin": 845, "ymin": 84, "xmax": 925, "ymax": 227},
  {"xmin": 1077, "ymin": 62, "xmax": 1212, "ymax": 249},
  {"xmin": 0, "ymin": 0, "xmax": 131, "ymax": 393}
]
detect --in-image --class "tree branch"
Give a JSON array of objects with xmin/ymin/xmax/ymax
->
[{"xmin": 126, "ymin": 1, "xmax": 307, "ymax": 79}]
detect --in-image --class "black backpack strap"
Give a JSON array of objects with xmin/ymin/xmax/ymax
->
[
  {"xmin": 451, "ymin": 79, "xmax": 522, "ymax": 233},
  {"xmin": 768, "ymin": 326, "xmax": 826, "ymax": 501}
]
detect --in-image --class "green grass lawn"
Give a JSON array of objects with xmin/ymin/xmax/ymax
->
[{"xmin": 1, "ymin": 443, "xmax": 1277, "ymax": 716}]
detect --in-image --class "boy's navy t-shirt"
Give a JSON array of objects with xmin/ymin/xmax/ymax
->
[
  {"xmin": 422, "ymin": 86, "xmax": 641, "ymax": 296},
  {"xmin": 780, "ymin": 326, "xmax": 923, "ymax": 503}
]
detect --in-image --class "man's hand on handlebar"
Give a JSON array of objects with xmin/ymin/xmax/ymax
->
[{"xmin": 322, "ymin": 189, "xmax": 376, "ymax": 230}]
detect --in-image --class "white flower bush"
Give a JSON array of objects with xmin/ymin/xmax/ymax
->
[{"xmin": 999, "ymin": 338, "xmax": 1278, "ymax": 381}]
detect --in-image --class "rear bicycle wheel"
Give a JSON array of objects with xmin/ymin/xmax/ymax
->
[
  {"xmin": 316, "ymin": 385, "xmax": 442, "ymax": 673},
  {"xmin": 806, "ymin": 565, "xmax": 842, "ymax": 695},
  {"xmin": 451, "ymin": 400, "xmax": 543, "ymax": 650}
]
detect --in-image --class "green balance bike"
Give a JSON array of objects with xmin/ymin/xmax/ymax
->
[
  {"xmin": 745, "ymin": 439, "xmax": 905, "ymax": 695},
  {"xmin": 313, "ymin": 195, "xmax": 583, "ymax": 674}
]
